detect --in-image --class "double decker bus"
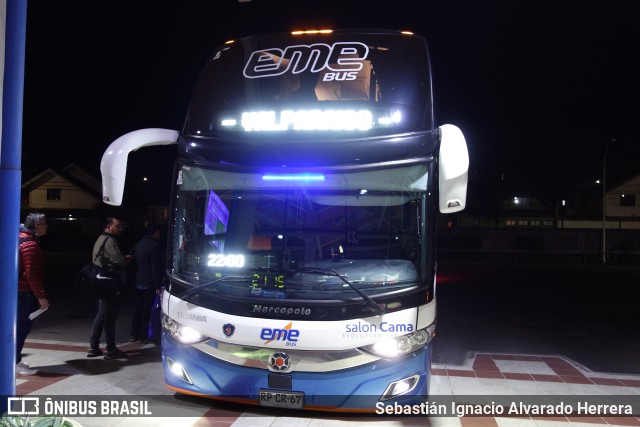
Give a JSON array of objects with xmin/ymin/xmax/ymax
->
[{"xmin": 100, "ymin": 29, "xmax": 468, "ymax": 411}]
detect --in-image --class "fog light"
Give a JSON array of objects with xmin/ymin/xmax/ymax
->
[
  {"xmin": 166, "ymin": 356, "xmax": 192, "ymax": 384},
  {"xmin": 380, "ymin": 374, "xmax": 420, "ymax": 401}
]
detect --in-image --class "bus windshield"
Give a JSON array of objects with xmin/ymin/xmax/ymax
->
[
  {"xmin": 169, "ymin": 162, "xmax": 429, "ymax": 303},
  {"xmin": 184, "ymin": 31, "xmax": 433, "ymax": 139}
]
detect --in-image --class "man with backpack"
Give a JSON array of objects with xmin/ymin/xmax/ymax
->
[{"xmin": 87, "ymin": 217, "xmax": 132, "ymax": 360}]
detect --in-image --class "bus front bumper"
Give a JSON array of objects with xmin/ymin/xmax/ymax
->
[{"xmin": 161, "ymin": 334, "xmax": 432, "ymax": 412}]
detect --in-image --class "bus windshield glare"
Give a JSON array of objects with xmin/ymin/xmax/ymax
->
[{"xmin": 170, "ymin": 163, "xmax": 428, "ymax": 303}]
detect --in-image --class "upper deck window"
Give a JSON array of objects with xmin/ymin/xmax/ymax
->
[{"xmin": 184, "ymin": 31, "xmax": 433, "ymax": 139}]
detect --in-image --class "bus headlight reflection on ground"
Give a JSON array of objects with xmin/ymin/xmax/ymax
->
[
  {"xmin": 360, "ymin": 324, "xmax": 434, "ymax": 359},
  {"xmin": 162, "ymin": 314, "xmax": 207, "ymax": 344}
]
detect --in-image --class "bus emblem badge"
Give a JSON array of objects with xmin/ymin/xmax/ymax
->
[
  {"xmin": 269, "ymin": 352, "xmax": 290, "ymax": 372},
  {"xmin": 223, "ymin": 323, "xmax": 235, "ymax": 337}
]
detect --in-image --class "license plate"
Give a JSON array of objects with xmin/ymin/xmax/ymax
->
[{"xmin": 259, "ymin": 389, "xmax": 304, "ymax": 409}]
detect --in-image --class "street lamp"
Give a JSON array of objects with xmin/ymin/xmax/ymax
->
[{"xmin": 602, "ymin": 138, "xmax": 616, "ymax": 264}]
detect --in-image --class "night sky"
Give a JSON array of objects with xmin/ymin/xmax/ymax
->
[{"xmin": 22, "ymin": 0, "xmax": 640, "ymax": 204}]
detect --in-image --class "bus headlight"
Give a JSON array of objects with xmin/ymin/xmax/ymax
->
[
  {"xmin": 162, "ymin": 314, "xmax": 207, "ymax": 344},
  {"xmin": 360, "ymin": 324, "xmax": 435, "ymax": 359}
]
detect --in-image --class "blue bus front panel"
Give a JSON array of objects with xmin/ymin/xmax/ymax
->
[{"xmin": 162, "ymin": 334, "xmax": 431, "ymax": 411}]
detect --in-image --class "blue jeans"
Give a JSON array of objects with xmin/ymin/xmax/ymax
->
[{"xmin": 17, "ymin": 292, "xmax": 38, "ymax": 364}]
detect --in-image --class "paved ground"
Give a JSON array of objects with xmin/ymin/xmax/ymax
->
[
  {"xmin": 5, "ymin": 261, "xmax": 640, "ymax": 426},
  {"xmin": 11, "ymin": 338, "xmax": 640, "ymax": 426}
]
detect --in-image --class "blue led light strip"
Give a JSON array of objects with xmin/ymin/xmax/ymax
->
[{"xmin": 262, "ymin": 174, "xmax": 325, "ymax": 182}]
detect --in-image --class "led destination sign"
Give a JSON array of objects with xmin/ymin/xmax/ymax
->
[
  {"xmin": 239, "ymin": 109, "xmax": 372, "ymax": 131},
  {"xmin": 221, "ymin": 109, "xmax": 402, "ymax": 132}
]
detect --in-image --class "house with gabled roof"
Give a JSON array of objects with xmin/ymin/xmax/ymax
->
[
  {"xmin": 21, "ymin": 163, "xmax": 102, "ymax": 211},
  {"xmin": 21, "ymin": 164, "xmax": 168, "ymax": 252},
  {"xmin": 561, "ymin": 172, "xmax": 640, "ymax": 229},
  {"xmin": 606, "ymin": 174, "xmax": 640, "ymax": 220}
]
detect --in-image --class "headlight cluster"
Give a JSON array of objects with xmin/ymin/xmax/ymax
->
[
  {"xmin": 161, "ymin": 313, "xmax": 208, "ymax": 344},
  {"xmin": 360, "ymin": 324, "xmax": 435, "ymax": 359}
]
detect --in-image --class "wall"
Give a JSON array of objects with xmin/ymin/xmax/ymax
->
[
  {"xmin": 438, "ymin": 227, "xmax": 640, "ymax": 259},
  {"xmin": 28, "ymin": 174, "xmax": 100, "ymax": 209}
]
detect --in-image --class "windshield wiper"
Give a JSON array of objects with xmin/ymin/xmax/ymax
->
[
  {"xmin": 296, "ymin": 267, "xmax": 386, "ymax": 315},
  {"xmin": 178, "ymin": 276, "xmax": 248, "ymax": 299}
]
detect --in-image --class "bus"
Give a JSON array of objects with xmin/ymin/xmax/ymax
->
[{"xmin": 100, "ymin": 29, "xmax": 468, "ymax": 411}]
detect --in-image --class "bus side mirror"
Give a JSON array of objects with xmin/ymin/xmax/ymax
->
[
  {"xmin": 438, "ymin": 124, "xmax": 469, "ymax": 214},
  {"xmin": 101, "ymin": 128, "xmax": 179, "ymax": 206}
]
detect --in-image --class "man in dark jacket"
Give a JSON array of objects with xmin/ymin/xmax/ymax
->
[
  {"xmin": 129, "ymin": 223, "xmax": 163, "ymax": 344},
  {"xmin": 17, "ymin": 213, "xmax": 50, "ymax": 375}
]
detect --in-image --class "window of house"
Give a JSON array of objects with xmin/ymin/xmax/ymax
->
[
  {"xmin": 506, "ymin": 219, "xmax": 516, "ymax": 226},
  {"xmin": 620, "ymin": 194, "xmax": 636, "ymax": 207},
  {"xmin": 518, "ymin": 220, "xmax": 529, "ymax": 226},
  {"xmin": 47, "ymin": 188, "xmax": 61, "ymax": 201},
  {"xmin": 530, "ymin": 220, "xmax": 540, "ymax": 226}
]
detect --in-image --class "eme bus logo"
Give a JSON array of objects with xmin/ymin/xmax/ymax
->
[
  {"xmin": 261, "ymin": 321, "xmax": 300, "ymax": 346},
  {"xmin": 243, "ymin": 42, "xmax": 369, "ymax": 79}
]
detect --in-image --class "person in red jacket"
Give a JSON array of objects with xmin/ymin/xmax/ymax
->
[{"xmin": 17, "ymin": 213, "xmax": 50, "ymax": 376}]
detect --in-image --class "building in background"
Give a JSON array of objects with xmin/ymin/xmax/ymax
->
[
  {"xmin": 21, "ymin": 163, "xmax": 101, "ymax": 212},
  {"xmin": 439, "ymin": 171, "xmax": 640, "ymax": 264}
]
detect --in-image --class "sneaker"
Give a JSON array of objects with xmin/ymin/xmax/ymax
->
[
  {"xmin": 104, "ymin": 348, "xmax": 128, "ymax": 360},
  {"xmin": 16, "ymin": 362, "xmax": 38, "ymax": 376},
  {"xmin": 137, "ymin": 338, "xmax": 149, "ymax": 345},
  {"xmin": 87, "ymin": 348, "xmax": 104, "ymax": 358}
]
